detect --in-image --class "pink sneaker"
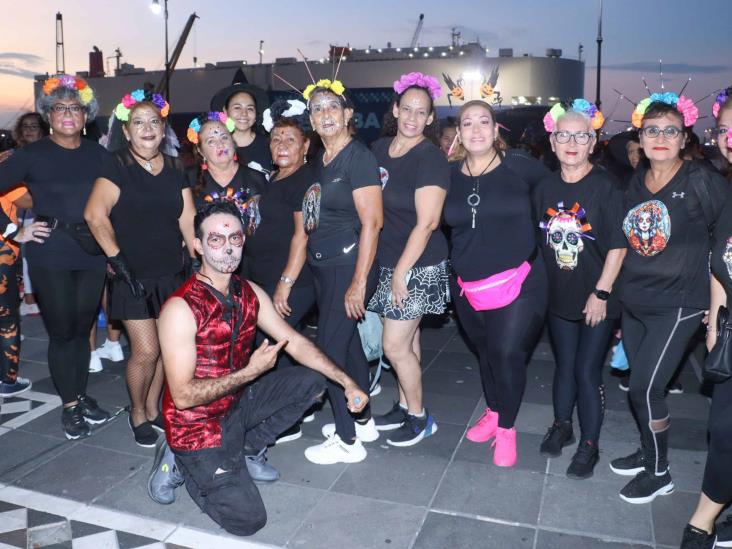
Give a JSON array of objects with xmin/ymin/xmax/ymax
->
[
  {"xmin": 492, "ymin": 427, "xmax": 517, "ymax": 467},
  {"xmin": 466, "ymin": 408, "xmax": 499, "ymax": 443}
]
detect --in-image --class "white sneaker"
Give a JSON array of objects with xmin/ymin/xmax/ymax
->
[
  {"xmin": 302, "ymin": 412, "xmax": 315, "ymax": 423},
  {"xmin": 321, "ymin": 418, "xmax": 379, "ymax": 442},
  {"xmin": 19, "ymin": 303, "xmax": 40, "ymax": 316},
  {"xmin": 304, "ymin": 434, "xmax": 367, "ymax": 465},
  {"xmin": 89, "ymin": 351, "xmax": 103, "ymax": 373},
  {"xmin": 96, "ymin": 339, "xmax": 124, "ymax": 362}
]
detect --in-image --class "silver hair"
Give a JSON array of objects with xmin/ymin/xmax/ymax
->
[
  {"xmin": 36, "ymin": 84, "xmax": 99, "ymax": 123},
  {"xmin": 555, "ymin": 110, "xmax": 593, "ymax": 132}
]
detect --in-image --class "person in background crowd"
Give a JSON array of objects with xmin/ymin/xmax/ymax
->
[
  {"xmin": 0, "ymin": 75, "xmax": 112, "ymax": 439},
  {"xmin": 439, "ymin": 116, "xmax": 457, "ymax": 157},
  {"xmin": 299, "ymin": 79, "xmax": 384, "ymax": 465},
  {"xmin": 368, "ymin": 72, "xmax": 450, "ymax": 446},
  {"xmin": 444, "ymin": 99, "xmax": 549, "ymax": 468},
  {"xmin": 534, "ymin": 100, "xmax": 626, "ymax": 479},
  {"xmin": 85, "ymin": 89, "xmax": 195, "ymax": 447},
  {"xmin": 611, "ymin": 93, "xmax": 728, "ymax": 504},
  {"xmin": 680, "ymin": 86, "xmax": 732, "ymax": 549}
]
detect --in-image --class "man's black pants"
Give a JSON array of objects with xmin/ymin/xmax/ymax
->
[{"xmin": 174, "ymin": 367, "xmax": 325, "ymax": 536}]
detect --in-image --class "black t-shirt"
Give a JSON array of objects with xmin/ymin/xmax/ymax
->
[
  {"xmin": 304, "ymin": 139, "xmax": 381, "ymax": 266},
  {"xmin": 189, "ymin": 165, "xmax": 266, "ymax": 209},
  {"xmin": 236, "ymin": 133, "xmax": 271, "ymax": 173},
  {"xmin": 710, "ymin": 194, "xmax": 732, "ymax": 300},
  {"xmin": 0, "ymin": 137, "xmax": 107, "ymax": 270},
  {"xmin": 244, "ymin": 164, "xmax": 315, "ymax": 287},
  {"xmin": 372, "ymin": 137, "xmax": 450, "ymax": 268},
  {"xmin": 618, "ymin": 160, "xmax": 729, "ymax": 309},
  {"xmin": 533, "ymin": 166, "xmax": 626, "ymax": 320},
  {"xmin": 102, "ymin": 150, "xmax": 188, "ymax": 278},
  {"xmin": 444, "ymin": 149, "xmax": 549, "ymax": 281}
]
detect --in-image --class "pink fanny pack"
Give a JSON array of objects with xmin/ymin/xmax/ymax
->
[{"xmin": 457, "ymin": 251, "xmax": 535, "ymax": 311}]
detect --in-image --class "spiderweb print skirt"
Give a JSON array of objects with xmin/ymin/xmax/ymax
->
[{"xmin": 367, "ymin": 260, "xmax": 450, "ymax": 321}]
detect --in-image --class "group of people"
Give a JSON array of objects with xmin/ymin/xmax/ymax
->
[{"xmin": 0, "ymin": 70, "xmax": 730, "ymax": 546}]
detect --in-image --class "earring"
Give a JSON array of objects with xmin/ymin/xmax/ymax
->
[
  {"xmin": 83, "ymin": 126, "xmax": 87, "ymax": 136},
  {"xmin": 49, "ymin": 127, "xmax": 53, "ymax": 135},
  {"xmin": 201, "ymin": 162, "xmax": 208, "ymax": 171},
  {"xmin": 233, "ymin": 154, "xmax": 238, "ymax": 162},
  {"xmin": 303, "ymin": 154, "xmax": 308, "ymax": 164}
]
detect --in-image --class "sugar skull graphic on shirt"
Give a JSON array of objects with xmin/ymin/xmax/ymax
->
[
  {"xmin": 379, "ymin": 167, "xmax": 389, "ymax": 189},
  {"xmin": 302, "ymin": 182, "xmax": 321, "ymax": 235},
  {"xmin": 539, "ymin": 201, "xmax": 595, "ymax": 270},
  {"xmin": 722, "ymin": 237, "xmax": 732, "ymax": 279},
  {"xmin": 622, "ymin": 200, "xmax": 670, "ymax": 257}
]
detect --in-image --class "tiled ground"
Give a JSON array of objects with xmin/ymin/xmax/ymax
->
[{"xmin": 0, "ymin": 314, "xmax": 718, "ymax": 548}]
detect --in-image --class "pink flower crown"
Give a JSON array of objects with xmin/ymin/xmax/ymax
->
[
  {"xmin": 393, "ymin": 72, "xmax": 442, "ymax": 101},
  {"xmin": 713, "ymin": 88, "xmax": 731, "ymax": 119},
  {"xmin": 632, "ymin": 92, "xmax": 698, "ymax": 128},
  {"xmin": 114, "ymin": 89, "xmax": 170, "ymax": 122}
]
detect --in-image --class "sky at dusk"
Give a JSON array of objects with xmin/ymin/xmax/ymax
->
[{"xmin": 1, "ymin": 0, "xmax": 730, "ymax": 135}]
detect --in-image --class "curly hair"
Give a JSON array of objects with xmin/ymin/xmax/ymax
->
[
  {"xmin": 380, "ymin": 86, "xmax": 440, "ymax": 144},
  {"xmin": 194, "ymin": 200, "xmax": 243, "ymax": 239},
  {"xmin": 12, "ymin": 112, "xmax": 48, "ymax": 146},
  {"xmin": 36, "ymin": 84, "xmax": 99, "ymax": 122}
]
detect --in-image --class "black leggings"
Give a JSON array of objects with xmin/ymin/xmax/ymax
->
[
  {"xmin": 254, "ymin": 282, "xmax": 316, "ymax": 369},
  {"xmin": 311, "ymin": 263, "xmax": 376, "ymax": 441},
  {"xmin": 702, "ymin": 375, "xmax": 732, "ymax": 503},
  {"xmin": 0, "ymin": 259, "xmax": 20, "ymax": 382},
  {"xmin": 450, "ymin": 267, "xmax": 547, "ymax": 429},
  {"xmin": 547, "ymin": 313, "xmax": 614, "ymax": 443},
  {"xmin": 622, "ymin": 305, "xmax": 704, "ymax": 474},
  {"xmin": 28, "ymin": 266, "xmax": 105, "ymax": 404}
]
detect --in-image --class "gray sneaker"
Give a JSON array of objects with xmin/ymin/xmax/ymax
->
[
  {"xmin": 148, "ymin": 438, "xmax": 184, "ymax": 504},
  {"xmin": 245, "ymin": 448, "xmax": 280, "ymax": 483}
]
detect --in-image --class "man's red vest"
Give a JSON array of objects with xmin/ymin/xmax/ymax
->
[{"xmin": 162, "ymin": 274, "xmax": 259, "ymax": 452}]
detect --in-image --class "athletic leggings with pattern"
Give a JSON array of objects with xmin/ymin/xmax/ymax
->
[{"xmin": 0, "ymin": 253, "xmax": 20, "ymax": 384}]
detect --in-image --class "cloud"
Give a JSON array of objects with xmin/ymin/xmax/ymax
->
[
  {"xmin": 0, "ymin": 67, "xmax": 39, "ymax": 79},
  {"xmin": 594, "ymin": 61, "xmax": 729, "ymax": 74},
  {"xmin": 0, "ymin": 52, "xmax": 45, "ymax": 66}
]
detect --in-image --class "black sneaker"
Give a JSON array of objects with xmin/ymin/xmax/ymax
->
[
  {"xmin": 539, "ymin": 421, "xmax": 575, "ymax": 457},
  {"xmin": 716, "ymin": 515, "xmax": 732, "ymax": 548},
  {"xmin": 62, "ymin": 405, "xmax": 91, "ymax": 440},
  {"xmin": 128, "ymin": 415, "xmax": 159, "ymax": 448},
  {"xmin": 386, "ymin": 411, "xmax": 437, "ymax": 447},
  {"xmin": 373, "ymin": 401, "xmax": 408, "ymax": 431},
  {"xmin": 275, "ymin": 424, "xmax": 302, "ymax": 445},
  {"xmin": 149, "ymin": 414, "xmax": 165, "ymax": 434},
  {"xmin": 77, "ymin": 394, "xmax": 111, "ymax": 425},
  {"xmin": 609, "ymin": 448, "xmax": 645, "ymax": 476},
  {"xmin": 680, "ymin": 524, "xmax": 716, "ymax": 549},
  {"xmin": 619, "ymin": 469, "xmax": 674, "ymax": 504},
  {"xmin": 566, "ymin": 440, "xmax": 599, "ymax": 479},
  {"xmin": 618, "ymin": 376, "xmax": 630, "ymax": 392},
  {"xmin": 667, "ymin": 380, "xmax": 684, "ymax": 395},
  {"xmin": 0, "ymin": 376, "xmax": 32, "ymax": 397}
]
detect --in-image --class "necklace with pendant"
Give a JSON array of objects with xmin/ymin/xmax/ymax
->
[
  {"xmin": 465, "ymin": 150, "xmax": 498, "ymax": 229},
  {"xmin": 130, "ymin": 147, "xmax": 160, "ymax": 173}
]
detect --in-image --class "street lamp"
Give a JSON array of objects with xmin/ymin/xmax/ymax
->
[
  {"xmin": 259, "ymin": 40, "xmax": 264, "ymax": 65},
  {"xmin": 150, "ymin": 0, "xmax": 170, "ymax": 102}
]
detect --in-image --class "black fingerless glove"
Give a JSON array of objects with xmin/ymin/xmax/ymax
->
[{"xmin": 107, "ymin": 253, "xmax": 146, "ymax": 299}]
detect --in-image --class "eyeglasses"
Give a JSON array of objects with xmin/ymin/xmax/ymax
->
[
  {"xmin": 21, "ymin": 124, "xmax": 40, "ymax": 130},
  {"xmin": 640, "ymin": 126, "xmax": 683, "ymax": 139},
  {"xmin": 50, "ymin": 104, "xmax": 83, "ymax": 115},
  {"xmin": 715, "ymin": 127, "xmax": 729, "ymax": 136},
  {"xmin": 552, "ymin": 131, "xmax": 594, "ymax": 145}
]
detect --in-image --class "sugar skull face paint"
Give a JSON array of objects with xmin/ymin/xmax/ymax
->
[
  {"xmin": 309, "ymin": 92, "xmax": 351, "ymax": 138},
  {"xmin": 198, "ymin": 213, "xmax": 244, "ymax": 273}
]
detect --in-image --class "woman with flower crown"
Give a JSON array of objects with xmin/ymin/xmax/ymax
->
[
  {"xmin": 533, "ymin": 99, "xmax": 626, "ymax": 479},
  {"xmin": 0, "ymin": 75, "xmax": 112, "ymax": 440},
  {"xmin": 366, "ymin": 72, "xmax": 449, "ymax": 447},
  {"xmin": 680, "ymin": 87, "xmax": 732, "ymax": 548},
  {"xmin": 84, "ymin": 89, "xmax": 196, "ymax": 447},
  {"xmin": 299, "ymin": 79, "xmax": 383, "ymax": 465},
  {"xmin": 609, "ymin": 93, "xmax": 729, "ymax": 505}
]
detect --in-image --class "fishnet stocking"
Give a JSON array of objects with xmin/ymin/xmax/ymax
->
[{"xmin": 123, "ymin": 319, "xmax": 162, "ymax": 426}]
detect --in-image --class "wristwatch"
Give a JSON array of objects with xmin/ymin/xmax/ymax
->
[
  {"xmin": 279, "ymin": 275, "xmax": 295, "ymax": 287},
  {"xmin": 593, "ymin": 288, "xmax": 610, "ymax": 301}
]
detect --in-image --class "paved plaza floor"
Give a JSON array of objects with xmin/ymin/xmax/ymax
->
[{"xmin": 0, "ymin": 314, "xmax": 714, "ymax": 548}]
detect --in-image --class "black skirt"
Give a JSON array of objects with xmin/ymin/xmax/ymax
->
[{"xmin": 108, "ymin": 270, "xmax": 186, "ymax": 321}]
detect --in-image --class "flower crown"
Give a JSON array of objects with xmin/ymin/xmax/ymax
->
[
  {"xmin": 303, "ymin": 79, "xmax": 345, "ymax": 102},
  {"xmin": 42, "ymin": 75, "xmax": 94, "ymax": 105},
  {"xmin": 203, "ymin": 187, "xmax": 261, "ymax": 235},
  {"xmin": 543, "ymin": 98, "xmax": 605, "ymax": 132},
  {"xmin": 632, "ymin": 92, "xmax": 698, "ymax": 128},
  {"xmin": 713, "ymin": 88, "xmax": 731, "ymax": 119},
  {"xmin": 187, "ymin": 112, "xmax": 236, "ymax": 144},
  {"xmin": 262, "ymin": 99, "xmax": 308, "ymax": 133},
  {"xmin": 393, "ymin": 72, "xmax": 442, "ymax": 100},
  {"xmin": 114, "ymin": 89, "xmax": 169, "ymax": 122}
]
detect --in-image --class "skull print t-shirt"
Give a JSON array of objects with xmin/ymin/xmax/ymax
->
[
  {"xmin": 533, "ymin": 166, "xmax": 626, "ymax": 320},
  {"xmin": 617, "ymin": 160, "xmax": 729, "ymax": 310}
]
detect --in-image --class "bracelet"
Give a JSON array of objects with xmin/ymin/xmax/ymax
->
[
  {"xmin": 279, "ymin": 275, "xmax": 295, "ymax": 287},
  {"xmin": 593, "ymin": 289, "xmax": 610, "ymax": 301}
]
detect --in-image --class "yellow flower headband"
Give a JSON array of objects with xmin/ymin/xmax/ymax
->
[{"xmin": 303, "ymin": 79, "xmax": 346, "ymax": 101}]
